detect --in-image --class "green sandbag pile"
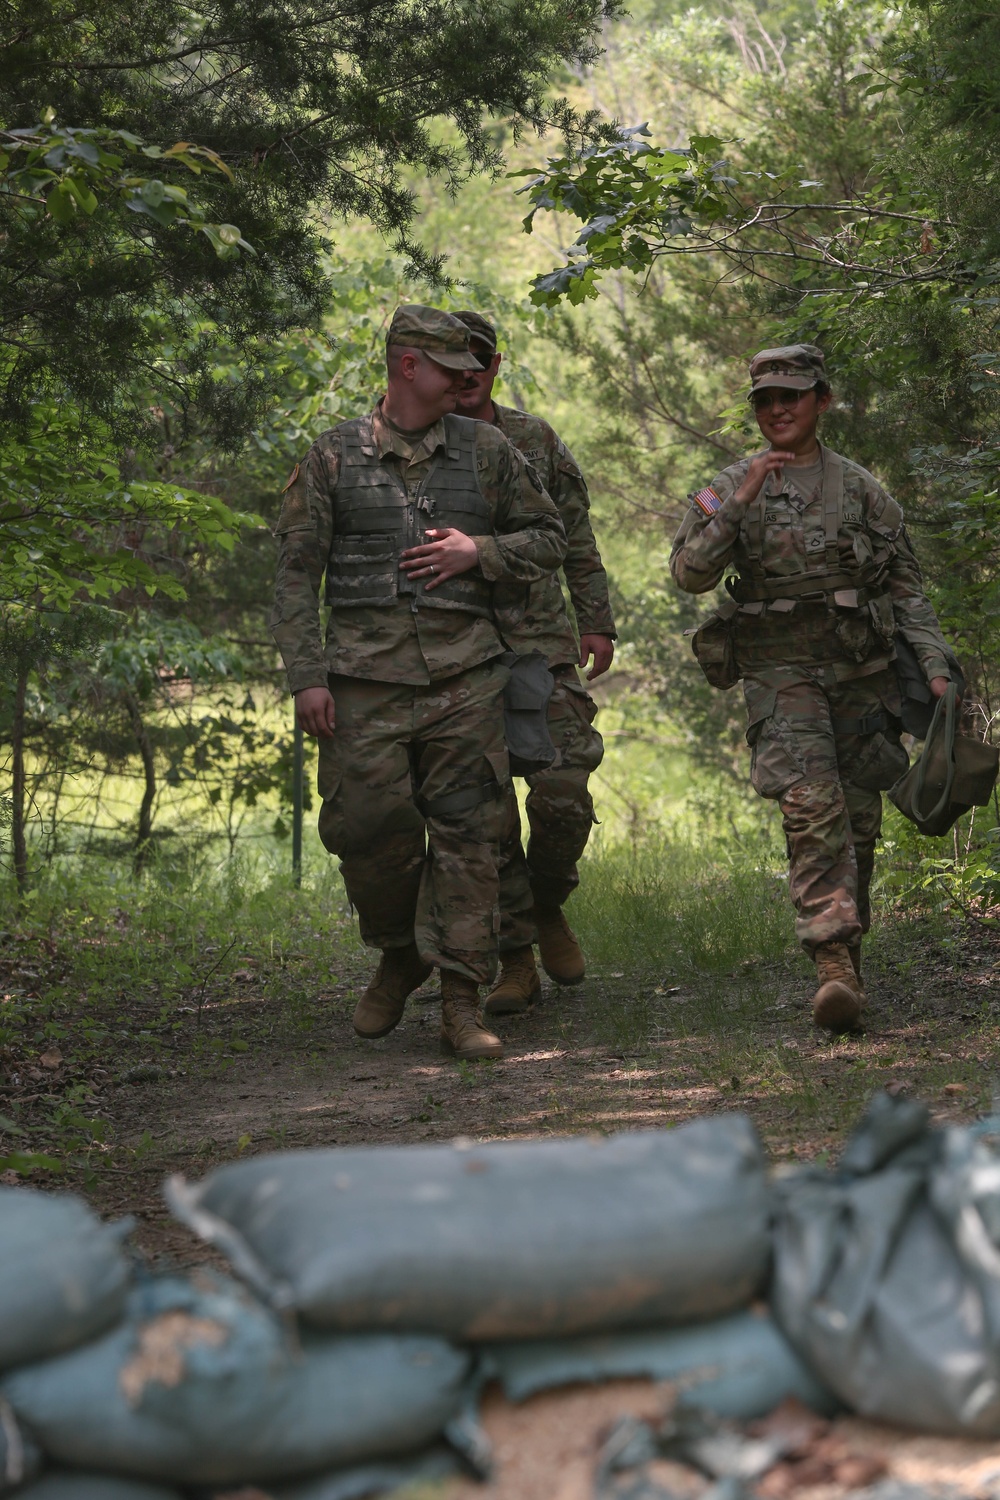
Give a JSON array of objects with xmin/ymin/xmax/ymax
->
[
  {"xmin": 3, "ymin": 1274, "xmax": 473, "ymax": 1485},
  {"xmin": 1, "ymin": 1114, "xmax": 805, "ymax": 1496},
  {"xmin": 0, "ymin": 1195, "xmax": 473, "ymax": 1494},
  {"xmin": 23, "ymin": 1101, "xmax": 1000, "ymax": 1496}
]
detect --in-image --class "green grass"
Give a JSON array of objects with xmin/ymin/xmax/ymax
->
[{"xmin": 572, "ymin": 835, "xmax": 791, "ymax": 977}]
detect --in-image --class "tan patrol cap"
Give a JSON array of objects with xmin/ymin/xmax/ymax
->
[
  {"xmin": 748, "ymin": 343, "xmax": 827, "ymax": 395},
  {"xmin": 385, "ymin": 304, "xmax": 480, "ymax": 370},
  {"xmin": 454, "ymin": 310, "xmax": 498, "ymax": 369}
]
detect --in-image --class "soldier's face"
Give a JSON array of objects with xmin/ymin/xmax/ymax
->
[
  {"xmin": 752, "ymin": 387, "xmax": 829, "ymax": 451},
  {"xmin": 409, "ymin": 350, "xmax": 467, "ymax": 415},
  {"xmin": 455, "ymin": 350, "xmax": 501, "ymax": 413}
]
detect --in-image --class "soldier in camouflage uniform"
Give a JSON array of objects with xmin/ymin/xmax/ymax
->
[
  {"xmin": 270, "ymin": 305, "xmax": 567, "ymax": 1059},
  {"xmin": 453, "ymin": 311, "xmax": 616, "ymax": 1014},
  {"xmin": 670, "ymin": 344, "xmax": 951, "ymax": 1032}
]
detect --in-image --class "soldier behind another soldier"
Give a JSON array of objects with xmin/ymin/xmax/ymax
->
[
  {"xmin": 269, "ymin": 305, "xmax": 567, "ymax": 1060},
  {"xmin": 671, "ymin": 344, "xmax": 951, "ymax": 1033},
  {"xmin": 453, "ymin": 310, "xmax": 616, "ymax": 1015}
]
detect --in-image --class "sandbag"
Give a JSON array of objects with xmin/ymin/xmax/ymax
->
[
  {"xmin": 0, "ymin": 1187, "xmax": 132, "ymax": 1370},
  {"xmin": 0, "ymin": 1395, "xmax": 42, "ymax": 1493},
  {"xmin": 166, "ymin": 1117, "xmax": 771, "ymax": 1340},
  {"xmin": 483, "ymin": 1308, "xmax": 837, "ymax": 1418},
  {"xmin": 772, "ymin": 1091, "xmax": 1000, "ymax": 1436},
  {"xmin": 214, "ymin": 1448, "xmax": 463, "ymax": 1499},
  {"xmin": 2, "ymin": 1273, "xmax": 471, "ymax": 1485},
  {"xmin": 13, "ymin": 1479, "xmax": 182, "ymax": 1500}
]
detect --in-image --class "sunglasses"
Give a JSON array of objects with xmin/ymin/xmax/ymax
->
[{"xmin": 750, "ymin": 387, "xmax": 812, "ymax": 412}]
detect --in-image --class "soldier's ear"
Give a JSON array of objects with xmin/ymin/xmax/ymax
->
[{"xmin": 816, "ymin": 388, "xmax": 832, "ymax": 415}]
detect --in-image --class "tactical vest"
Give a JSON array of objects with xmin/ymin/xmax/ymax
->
[
  {"xmin": 725, "ymin": 445, "xmax": 898, "ymax": 670},
  {"xmin": 325, "ymin": 413, "xmax": 492, "ymax": 617}
]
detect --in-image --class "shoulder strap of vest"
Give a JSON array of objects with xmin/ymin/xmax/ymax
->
[
  {"xmin": 743, "ymin": 453, "xmax": 770, "ymax": 583},
  {"xmin": 821, "ymin": 445, "xmax": 844, "ymax": 571},
  {"xmin": 443, "ymin": 412, "xmax": 477, "ymax": 463},
  {"xmin": 337, "ymin": 414, "xmax": 376, "ymax": 462}
]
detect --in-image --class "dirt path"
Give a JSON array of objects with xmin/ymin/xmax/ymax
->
[{"xmin": 1, "ymin": 915, "xmax": 990, "ymax": 1260}]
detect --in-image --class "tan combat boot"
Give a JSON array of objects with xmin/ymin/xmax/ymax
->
[
  {"xmin": 533, "ymin": 905, "xmax": 585, "ymax": 984},
  {"xmin": 353, "ymin": 944, "xmax": 432, "ymax": 1039},
  {"xmin": 484, "ymin": 946, "xmax": 542, "ymax": 1017},
  {"xmin": 847, "ymin": 942, "xmax": 867, "ymax": 1002},
  {"xmin": 812, "ymin": 941, "xmax": 864, "ymax": 1033},
  {"xmin": 440, "ymin": 971, "xmax": 504, "ymax": 1060}
]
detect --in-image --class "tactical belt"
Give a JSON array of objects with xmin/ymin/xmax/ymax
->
[
  {"xmin": 419, "ymin": 780, "xmax": 502, "ymax": 820},
  {"xmin": 831, "ymin": 712, "xmax": 890, "ymax": 736}
]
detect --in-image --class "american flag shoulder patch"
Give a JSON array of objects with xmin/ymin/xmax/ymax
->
[{"xmin": 691, "ymin": 485, "xmax": 723, "ymax": 517}]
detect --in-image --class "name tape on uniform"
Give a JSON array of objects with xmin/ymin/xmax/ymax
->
[{"xmin": 691, "ymin": 485, "xmax": 723, "ymax": 517}]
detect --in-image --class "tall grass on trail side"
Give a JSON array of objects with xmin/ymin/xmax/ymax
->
[{"xmin": 571, "ymin": 835, "xmax": 793, "ymax": 978}]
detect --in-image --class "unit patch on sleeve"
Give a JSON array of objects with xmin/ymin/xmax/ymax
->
[{"xmin": 691, "ymin": 485, "xmax": 723, "ymax": 517}]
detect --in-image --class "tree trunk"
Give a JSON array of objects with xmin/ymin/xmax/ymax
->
[
  {"xmin": 125, "ymin": 690, "xmax": 156, "ymax": 874},
  {"xmin": 11, "ymin": 668, "xmax": 28, "ymax": 892}
]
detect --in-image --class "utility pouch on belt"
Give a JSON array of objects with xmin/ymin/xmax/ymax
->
[
  {"xmin": 894, "ymin": 634, "xmax": 967, "ymax": 739},
  {"xmin": 889, "ymin": 682, "xmax": 998, "ymax": 836},
  {"xmin": 501, "ymin": 650, "xmax": 557, "ymax": 775},
  {"xmin": 688, "ymin": 598, "xmax": 740, "ymax": 690}
]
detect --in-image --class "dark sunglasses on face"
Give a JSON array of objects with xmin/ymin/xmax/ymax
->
[{"xmin": 750, "ymin": 387, "xmax": 811, "ymax": 412}]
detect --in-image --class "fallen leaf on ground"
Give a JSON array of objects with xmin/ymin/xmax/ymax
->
[{"xmin": 38, "ymin": 1049, "xmax": 63, "ymax": 1070}]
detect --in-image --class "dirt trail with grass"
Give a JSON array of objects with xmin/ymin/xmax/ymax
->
[{"xmin": 4, "ymin": 895, "xmax": 997, "ymax": 1262}]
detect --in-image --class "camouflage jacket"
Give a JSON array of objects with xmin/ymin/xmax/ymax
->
[
  {"xmin": 270, "ymin": 402, "xmax": 567, "ymax": 690},
  {"xmin": 670, "ymin": 447, "xmax": 950, "ymax": 683},
  {"xmin": 491, "ymin": 402, "xmax": 616, "ymax": 665}
]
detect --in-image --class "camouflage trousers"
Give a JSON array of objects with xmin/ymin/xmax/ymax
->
[
  {"xmin": 743, "ymin": 665, "xmax": 908, "ymax": 953},
  {"xmin": 316, "ymin": 659, "xmax": 510, "ymax": 984},
  {"xmin": 500, "ymin": 665, "xmax": 604, "ymax": 952}
]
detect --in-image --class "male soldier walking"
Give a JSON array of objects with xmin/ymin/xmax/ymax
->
[
  {"xmin": 671, "ymin": 344, "xmax": 951, "ymax": 1032},
  {"xmin": 270, "ymin": 305, "xmax": 567, "ymax": 1059},
  {"xmin": 453, "ymin": 311, "xmax": 616, "ymax": 1014}
]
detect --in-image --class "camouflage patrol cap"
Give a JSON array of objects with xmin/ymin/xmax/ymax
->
[
  {"xmin": 748, "ymin": 343, "xmax": 828, "ymax": 395},
  {"xmin": 385, "ymin": 304, "xmax": 480, "ymax": 370},
  {"xmin": 454, "ymin": 310, "xmax": 499, "ymax": 369}
]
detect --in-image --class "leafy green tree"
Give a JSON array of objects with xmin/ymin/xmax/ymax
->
[{"xmin": 2, "ymin": 0, "xmax": 620, "ymax": 444}]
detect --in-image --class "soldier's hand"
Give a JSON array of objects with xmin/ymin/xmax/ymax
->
[
  {"xmin": 732, "ymin": 449, "xmax": 797, "ymax": 507},
  {"xmin": 295, "ymin": 686, "xmax": 336, "ymax": 738},
  {"xmin": 929, "ymin": 676, "xmax": 953, "ymax": 700},
  {"xmin": 400, "ymin": 527, "xmax": 480, "ymax": 589},
  {"xmin": 580, "ymin": 633, "xmax": 615, "ymax": 680}
]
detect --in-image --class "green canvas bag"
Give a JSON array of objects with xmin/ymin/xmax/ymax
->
[{"xmin": 889, "ymin": 682, "xmax": 998, "ymax": 836}]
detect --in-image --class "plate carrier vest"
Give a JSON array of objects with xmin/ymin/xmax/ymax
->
[{"xmin": 325, "ymin": 412, "xmax": 492, "ymax": 618}]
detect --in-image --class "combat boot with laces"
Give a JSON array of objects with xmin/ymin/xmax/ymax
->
[
  {"xmin": 440, "ymin": 971, "xmax": 504, "ymax": 1059},
  {"xmin": 812, "ymin": 941, "xmax": 864, "ymax": 1033},
  {"xmin": 484, "ymin": 945, "xmax": 542, "ymax": 1017},
  {"xmin": 533, "ymin": 905, "xmax": 585, "ymax": 984},
  {"xmin": 353, "ymin": 943, "xmax": 432, "ymax": 1039}
]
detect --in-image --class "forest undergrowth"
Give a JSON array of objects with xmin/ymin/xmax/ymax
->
[{"xmin": 1, "ymin": 809, "xmax": 997, "ymax": 1262}]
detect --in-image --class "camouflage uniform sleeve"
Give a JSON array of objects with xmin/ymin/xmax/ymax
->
[
  {"xmin": 471, "ymin": 429, "xmax": 568, "ymax": 581},
  {"xmin": 669, "ymin": 462, "xmax": 750, "ymax": 594},
  {"xmin": 550, "ymin": 440, "xmax": 616, "ymax": 638},
  {"xmin": 867, "ymin": 486, "xmax": 950, "ymax": 680},
  {"xmin": 269, "ymin": 439, "xmax": 338, "ymax": 695}
]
